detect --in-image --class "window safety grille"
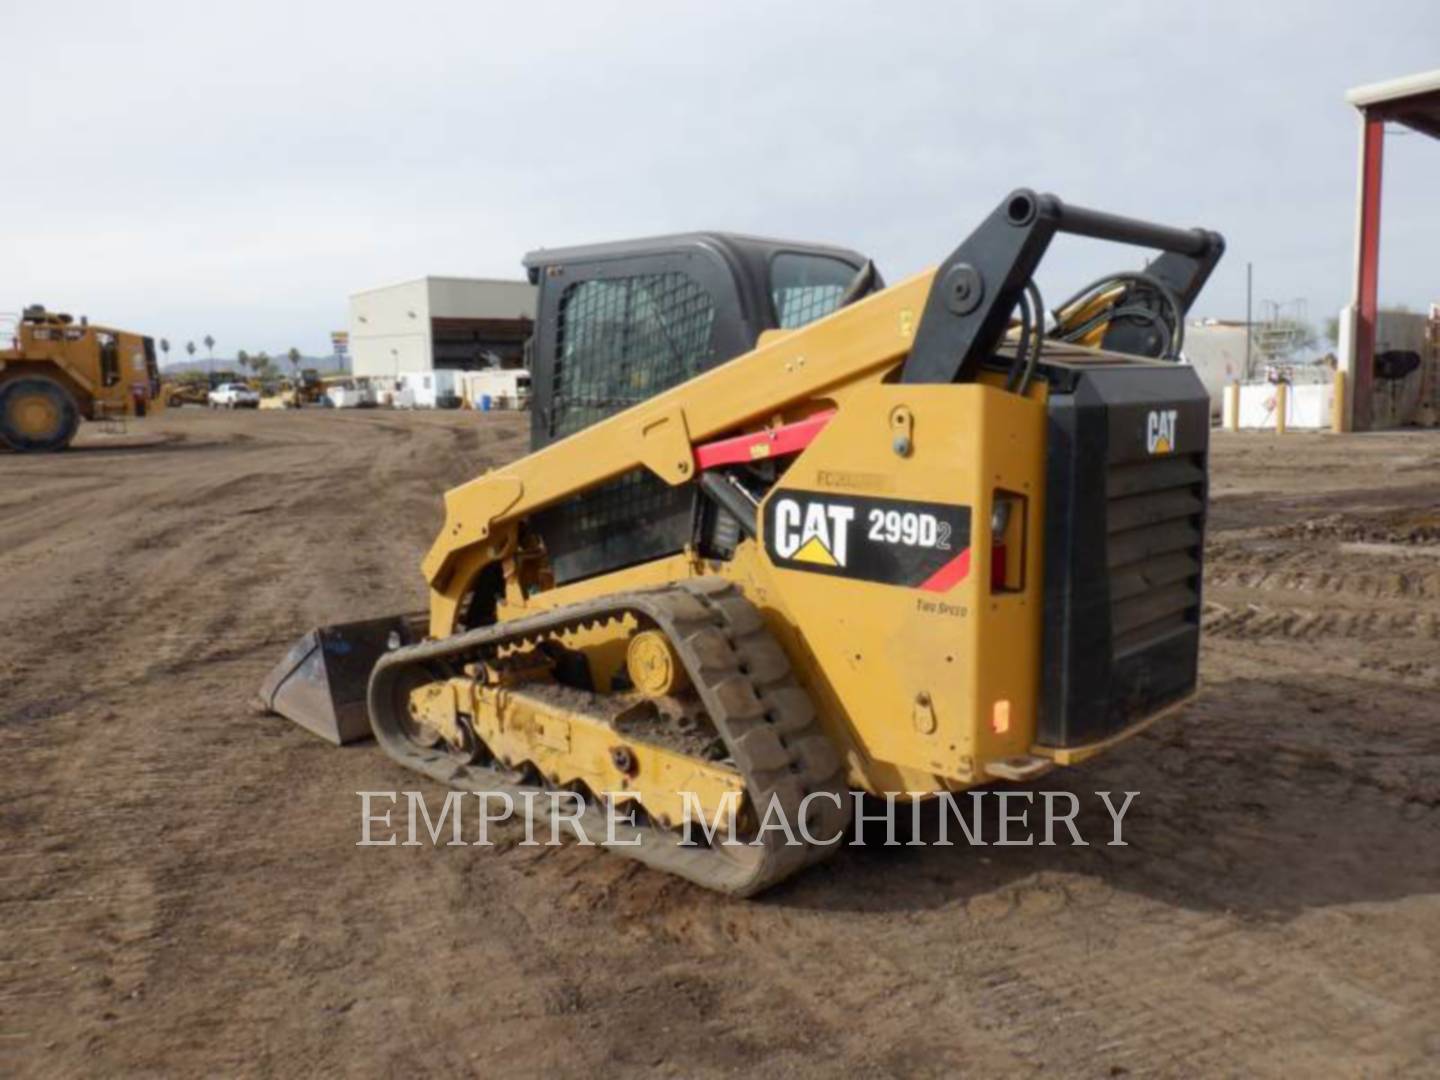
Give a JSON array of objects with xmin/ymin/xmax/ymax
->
[
  {"xmin": 537, "ymin": 272, "xmax": 717, "ymax": 584},
  {"xmin": 550, "ymin": 273, "xmax": 716, "ymax": 439},
  {"xmin": 769, "ymin": 252, "xmax": 857, "ymax": 329}
]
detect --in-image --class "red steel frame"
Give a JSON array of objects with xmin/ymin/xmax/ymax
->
[
  {"xmin": 1346, "ymin": 76, "xmax": 1440, "ymax": 430},
  {"xmin": 1352, "ymin": 114, "xmax": 1385, "ymax": 432}
]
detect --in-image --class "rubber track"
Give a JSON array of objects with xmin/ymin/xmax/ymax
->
[{"xmin": 367, "ymin": 578, "xmax": 852, "ymax": 896}]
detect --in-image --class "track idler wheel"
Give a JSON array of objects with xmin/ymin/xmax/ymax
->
[
  {"xmin": 626, "ymin": 629, "xmax": 690, "ymax": 698},
  {"xmin": 400, "ymin": 678, "xmax": 444, "ymax": 749}
]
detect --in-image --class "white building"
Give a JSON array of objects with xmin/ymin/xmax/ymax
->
[{"xmin": 348, "ymin": 276, "xmax": 535, "ymax": 379}]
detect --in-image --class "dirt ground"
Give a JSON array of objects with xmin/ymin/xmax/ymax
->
[{"xmin": 2, "ymin": 408, "xmax": 1437, "ymax": 1077}]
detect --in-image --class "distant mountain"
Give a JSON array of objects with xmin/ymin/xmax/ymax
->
[{"xmin": 160, "ymin": 355, "xmax": 350, "ymax": 375}]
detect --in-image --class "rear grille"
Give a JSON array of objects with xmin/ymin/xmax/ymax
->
[{"xmin": 1105, "ymin": 452, "xmax": 1205, "ymax": 658}]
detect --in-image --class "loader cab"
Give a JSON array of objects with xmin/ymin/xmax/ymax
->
[
  {"xmin": 94, "ymin": 326, "xmax": 159, "ymax": 408},
  {"xmin": 522, "ymin": 233, "xmax": 876, "ymax": 585},
  {"xmin": 97, "ymin": 330, "xmax": 120, "ymax": 386}
]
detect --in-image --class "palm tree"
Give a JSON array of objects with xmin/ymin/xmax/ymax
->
[
  {"xmin": 287, "ymin": 347, "xmax": 301, "ymax": 375},
  {"xmin": 237, "ymin": 349, "xmax": 251, "ymax": 376},
  {"xmin": 159, "ymin": 338, "xmax": 171, "ymax": 366},
  {"xmin": 203, "ymin": 334, "xmax": 216, "ymax": 378},
  {"xmin": 185, "ymin": 341, "xmax": 196, "ymax": 365}
]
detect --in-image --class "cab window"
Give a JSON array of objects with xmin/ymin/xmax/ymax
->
[
  {"xmin": 552, "ymin": 272, "xmax": 715, "ymax": 439},
  {"xmin": 143, "ymin": 337, "xmax": 159, "ymax": 396},
  {"xmin": 97, "ymin": 332, "xmax": 120, "ymax": 386},
  {"xmin": 770, "ymin": 253, "xmax": 857, "ymax": 329}
]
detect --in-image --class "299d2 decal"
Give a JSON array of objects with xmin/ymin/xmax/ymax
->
[{"xmin": 763, "ymin": 490, "xmax": 972, "ymax": 591}]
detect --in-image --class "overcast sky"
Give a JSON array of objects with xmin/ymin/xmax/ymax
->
[{"xmin": 4, "ymin": 0, "xmax": 1438, "ymax": 359}]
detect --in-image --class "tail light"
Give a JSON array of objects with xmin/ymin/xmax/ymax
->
[{"xmin": 990, "ymin": 491, "xmax": 1026, "ymax": 592}]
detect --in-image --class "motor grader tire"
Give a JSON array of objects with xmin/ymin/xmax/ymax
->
[{"xmin": 0, "ymin": 376, "xmax": 81, "ymax": 452}]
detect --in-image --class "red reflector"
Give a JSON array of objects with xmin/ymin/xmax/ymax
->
[{"xmin": 991, "ymin": 544, "xmax": 1007, "ymax": 589}]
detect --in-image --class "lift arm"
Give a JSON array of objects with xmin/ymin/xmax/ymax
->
[{"xmin": 901, "ymin": 188, "xmax": 1225, "ymax": 385}]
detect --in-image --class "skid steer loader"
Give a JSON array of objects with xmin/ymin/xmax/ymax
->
[{"xmin": 260, "ymin": 189, "xmax": 1223, "ymax": 895}]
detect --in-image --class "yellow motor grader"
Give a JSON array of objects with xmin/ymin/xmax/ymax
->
[
  {"xmin": 160, "ymin": 376, "xmax": 211, "ymax": 408},
  {"xmin": 260, "ymin": 189, "xmax": 1223, "ymax": 894}
]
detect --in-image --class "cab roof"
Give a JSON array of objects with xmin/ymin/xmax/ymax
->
[{"xmin": 522, "ymin": 231, "xmax": 870, "ymax": 284}]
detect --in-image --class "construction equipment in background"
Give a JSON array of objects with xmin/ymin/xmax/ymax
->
[
  {"xmin": 258, "ymin": 381, "xmax": 298, "ymax": 409},
  {"xmin": 296, "ymin": 368, "xmax": 326, "ymax": 405},
  {"xmin": 260, "ymin": 189, "xmax": 1224, "ymax": 895},
  {"xmin": 0, "ymin": 305, "xmax": 160, "ymax": 451},
  {"xmin": 257, "ymin": 369, "xmax": 349, "ymax": 409},
  {"xmin": 160, "ymin": 374, "xmax": 211, "ymax": 408}
]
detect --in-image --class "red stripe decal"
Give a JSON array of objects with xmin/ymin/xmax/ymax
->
[
  {"xmin": 694, "ymin": 410, "xmax": 836, "ymax": 470},
  {"xmin": 918, "ymin": 548, "xmax": 971, "ymax": 593}
]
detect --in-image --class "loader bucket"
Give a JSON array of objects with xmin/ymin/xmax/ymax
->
[{"xmin": 257, "ymin": 615, "xmax": 420, "ymax": 744}]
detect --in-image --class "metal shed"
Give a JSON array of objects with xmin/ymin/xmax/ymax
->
[{"xmin": 1342, "ymin": 69, "xmax": 1440, "ymax": 430}]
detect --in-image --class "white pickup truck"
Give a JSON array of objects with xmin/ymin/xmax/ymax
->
[{"xmin": 207, "ymin": 382, "xmax": 260, "ymax": 409}]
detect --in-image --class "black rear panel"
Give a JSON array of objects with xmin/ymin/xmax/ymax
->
[{"xmin": 1039, "ymin": 362, "xmax": 1209, "ymax": 747}]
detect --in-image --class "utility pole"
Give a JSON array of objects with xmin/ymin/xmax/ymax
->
[{"xmin": 1244, "ymin": 262, "xmax": 1253, "ymax": 380}]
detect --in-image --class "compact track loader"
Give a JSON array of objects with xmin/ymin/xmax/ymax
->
[{"xmin": 261, "ymin": 189, "xmax": 1223, "ymax": 894}]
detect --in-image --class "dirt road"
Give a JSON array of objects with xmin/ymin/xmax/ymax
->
[{"xmin": 3, "ymin": 409, "xmax": 1437, "ymax": 1077}]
